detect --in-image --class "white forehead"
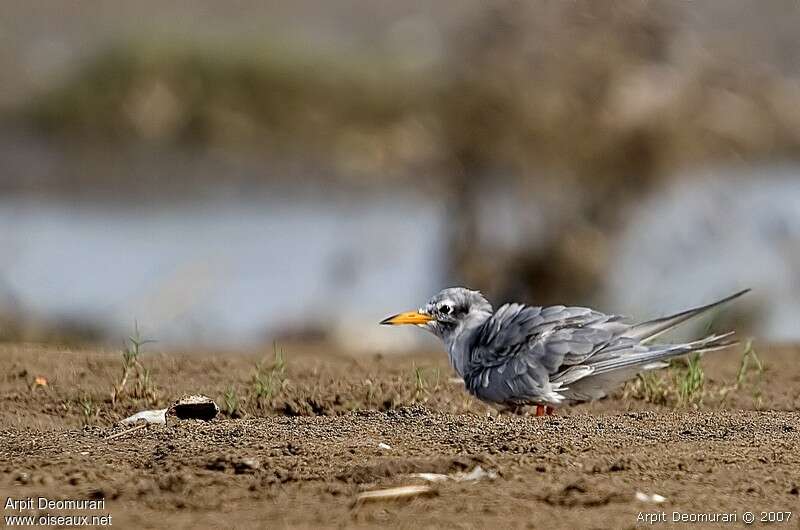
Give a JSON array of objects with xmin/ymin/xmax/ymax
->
[{"xmin": 427, "ymin": 287, "xmax": 476, "ymax": 306}]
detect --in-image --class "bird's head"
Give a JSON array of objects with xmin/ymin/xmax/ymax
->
[{"xmin": 380, "ymin": 287, "xmax": 493, "ymax": 341}]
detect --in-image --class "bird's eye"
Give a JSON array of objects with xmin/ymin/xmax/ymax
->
[{"xmin": 439, "ymin": 304, "xmax": 452, "ymax": 315}]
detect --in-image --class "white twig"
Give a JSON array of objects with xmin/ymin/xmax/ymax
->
[{"xmin": 104, "ymin": 423, "xmax": 147, "ymax": 441}]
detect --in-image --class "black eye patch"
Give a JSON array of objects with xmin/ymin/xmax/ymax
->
[{"xmin": 439, "ymin": 304, "xmax": 453, "ymax": 315}]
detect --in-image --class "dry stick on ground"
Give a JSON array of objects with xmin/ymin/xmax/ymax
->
[
  {"xmin": 104, "ymin": 423, "xmax": 147, "ymax": 441},
  {"xmin": 355, "ymin": 485, "xmax": 435, "ymax": 503}
]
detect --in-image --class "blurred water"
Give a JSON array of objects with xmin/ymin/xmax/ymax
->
[
  {"xmin": 606, "ymin": 165, "xmax": 800, "ymax": 341},
  {"xmin": 0, "ymin": 194, "xmax": 446, "ymax": 350},
  {"xmin": 3, "ymin": 165, "xmax": 799, "ymax": 350}
]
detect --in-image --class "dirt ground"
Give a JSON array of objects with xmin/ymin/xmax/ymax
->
[{"xmin": 1, "ymin": 341, "xmax": 799, "ymax": 529}]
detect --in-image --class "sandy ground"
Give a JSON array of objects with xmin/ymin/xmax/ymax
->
[{"xmin": 1, "ymin": 341, "xmax": 799, "ymax": 529}]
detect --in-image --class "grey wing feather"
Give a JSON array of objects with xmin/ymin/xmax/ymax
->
[
  {"xmin": 464, "ymin": 292, "xmax": 745, "ymax": 406},
  {"xmin": 465, "ymin": 303, "xmax": 624, "ymax": 404},
  {"xmin": 469, "ymin": 303, "xmax": 618, "ymax": 368}
]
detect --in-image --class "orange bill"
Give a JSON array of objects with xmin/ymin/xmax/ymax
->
[{"xmin": 380, "ymin": 311, "xmax": 434, "ymax": 325}]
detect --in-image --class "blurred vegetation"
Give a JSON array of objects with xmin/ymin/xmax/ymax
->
[
  {"xmin": 7, "ymin": 1, "xmax": 800, "ymax": 306},
  {"xmin": 22, "ymin": 4, "xmax": 800, "ymax": 179},
  {"xmin": 22, "ymin": 38, "xmax": 443, "ymax": 181},
  {"xmin": 439, "ymin": 2, "xmax": 800, "ymax": 304}
]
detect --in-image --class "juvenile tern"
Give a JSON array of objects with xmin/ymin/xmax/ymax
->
[{"xmin": 381, "ymin": 287, "xmax": 748, "ymax": 414}]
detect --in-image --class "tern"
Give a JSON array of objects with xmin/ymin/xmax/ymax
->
[{"xmin": 381, "ymin": 287, "xmax": 748, "ymax": 415}]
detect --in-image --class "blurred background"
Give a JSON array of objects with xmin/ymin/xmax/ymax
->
[{"xmin": 1, "ymin": 0, "xmax": 799, "ymax": 351}]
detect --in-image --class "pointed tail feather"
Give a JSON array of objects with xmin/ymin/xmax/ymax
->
[
  {"xmin": 626, "ymin": 289, "xmax": 750, "ymax": 343},
  {"xmin": 557, "ymin": 331, "xmax": 739, "ymax": 403},
  {"xmin": 590, "ymin": 331, "xmax": 738, "ymax": 376}
]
